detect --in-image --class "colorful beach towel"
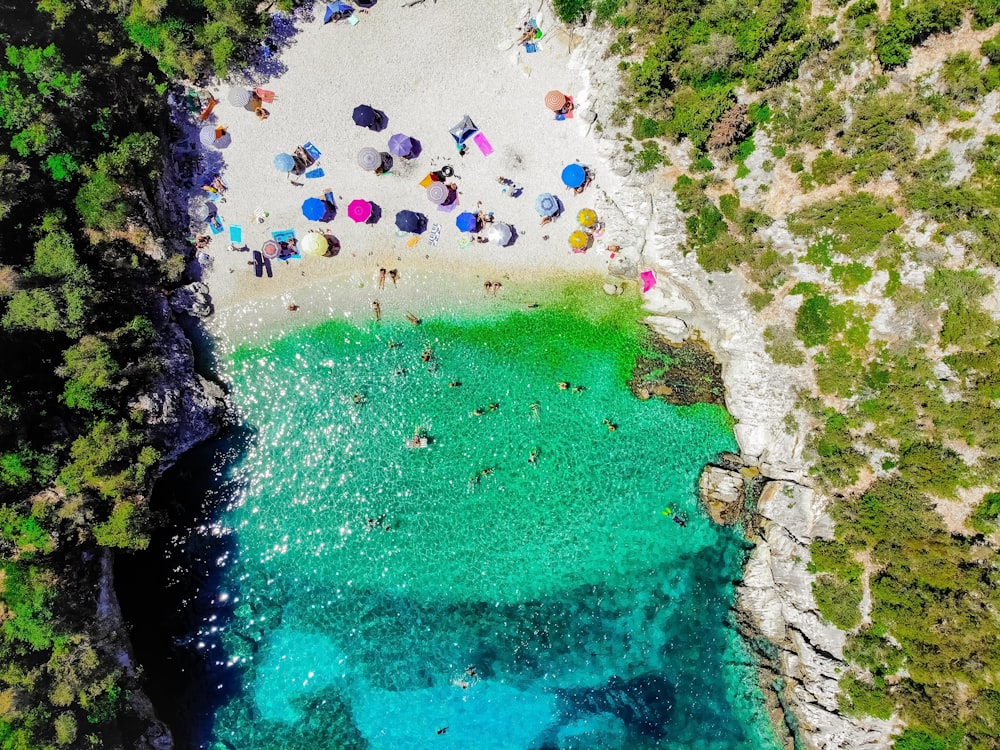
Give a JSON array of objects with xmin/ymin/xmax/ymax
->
[
  {"xmin": 303, "ymin": 142, "xmax": 322, "ymax": 161},
  {"xmin": 640, "ymin": 270, "xmax": 657, "ymax": 293},
  {"xmin": 229, "ymin": 224, "xmax": 243, "ymax": 243},
  {"xmin": 271, "ymin": 229, "xmax": 296, "ymax": 243},
  {"xmin": 473, "ymin": 132, "xmax": 494, "ymax": 156}
]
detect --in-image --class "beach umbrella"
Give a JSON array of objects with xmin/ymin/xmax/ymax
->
[
  {"xmin": 487, "ymin": 222, "xmax": 513, "ymax": 246},
  {"xmin": 426, "ymin": 182, "xmax": 450, "ymax": 205},
  {"xmin": 261, "ymin": 240, "xmax": 281, "ymax": 259},
  {"xmin": 578, "ymin": 208, "xmax": 598, "ymax": 227},
  {"xmin": 192, "ymin": 202, "xmax": 214, "ymax": 222},
  {"xmin": 395, "ymin": 210, "xmax": 425, "ymax": 233},
  {"xmin": 324, "ymin": 1, "xmax": 353, "ymax": 23},
  {"xmin": 199, "ymin": 125, "xmax": 230, "ymax": 149},
  {"xmin": 456, "ymin": 212, "xmax": 478, "ymax": 232},
  {"xmin": 274, "ymin": 153, "xmax": 295, "ymax": 172},
  {"xmin": 388, "ymin": 133, "xmax": 414, "ymax": 158},
  {"xmin": 302, "ymin": 197, "xmax": 328, "ymax": 221},
  {"xmin": 348, "ymin": 199, "xmax": 373, "ymax": 223},
  {"xmin": 544, "ymin": 90, "xmax": 567, "ymax": 111},
  {"xmin": 535, "ymin": 193, "xmax": 559, "ymax": 217},
  {"xmin": 449, "ymin": 114, "xmax": 478, "ymax": 144},
  {"xmin": 301, "ymin": 233, "xmax": 329, "ymax": 256},
  {"xmin": 228, "ymin": 88, "xmax": 252, "ymax": 107},
  {"xmin": 569, "ymin": 230, "xmax": 590, "ymax": 250},
  {"xmin": 562, "ymin": 163, "xmax": 586, "ymax": 189},
  {"xmin": 357, "ymin": 147, "xmax": 382, "ymax": 171},
  {"xmin": 353, "ymin": 104, "xmax": 377, "ymax": 127}
]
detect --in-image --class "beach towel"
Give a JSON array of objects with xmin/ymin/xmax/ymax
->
[
  {"xmin": 272, "ymin": 229, "xmax": 296, "ymax": 243},
  {"xmin": 524, "ymin": 43, "xmax": 538, "ymax": 53},
  {"xmin": 303, "ymin": 142, "xmax": 322, "ymax": 161},
  {"xmin": 229, "ymin": 224, "xmax": 243, "ymax": 243},
  {"xmin": 254, "ymin": 88, "xmax": 276, "ymax": 103},
  {"xmin": 347, "ymin": 15, "xmax": 359, "ymax": 25},
  {"xmin": 419, "ymin": 173, "xmax": 437, "ymax": 188},
  {"xmin": 438, "ymin": 198, "xmax": 458, "ymax": 212},
  {"xmin": 406, "ymin": 235, "xmax": 420, "ymax": 248},
  {"xmin": 208, "ymin": 215, "xmax": 224, "ymax": 235},
  {"xmin": 473, "ymin": 132, "xmax": 493, "ymax": 156},
  {"xmin": 305, "ymin": 168, "xmax": 325, "ymax": 179},
  {"xmin": 428, "ymin": 223, "xmax": 441, "ymax": 247},
  {"xmin": 252, "ymin": 250, "xmax": 264, "ymax": 278},
  {"xmin": 640, "ymin": 270, "xmax": 657, "ymax": 293},
  {"xmin": 457, "ymin": 235, "xmax": 472, "ymax": 249}
]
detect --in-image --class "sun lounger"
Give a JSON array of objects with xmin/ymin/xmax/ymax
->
[
  {"xmin": 305, "ymin": 168, "xmax": 324, "ymax": 178},
  {"xmin": 208, "ymin": 216, "xmax": 224, "ymax": 234},
  {"xmin": 473, "ymin": 132, "xmax": 493, "ymax": 156},
  {"xmin": 229, "ymin": 224, "xmax": 243, "ymax": 243}
]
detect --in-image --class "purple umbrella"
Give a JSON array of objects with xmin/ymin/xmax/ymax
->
[{"xmin": 388, "ymin": 133, "xmax": 414, "ymax": 158}]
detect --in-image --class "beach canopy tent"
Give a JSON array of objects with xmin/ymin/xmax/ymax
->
[
  {"xmin": 561, "ymin": 163, "xmax": 586, "ymax": 189},
  {"xmin": 352, "ymin": 104, "xmax": 379, "ymax": 127},
  {"xmin": 487, "ymin": 222, "xmax": 513, "ymax": 246},
  {"xmin": 357, "ymin": 147, "xmax": 382, "ymax": 171},
  {"xmin": 324, "ymin": 1, "xmax": 354, "ymax": 23},
  {"xmin": 395, "ymin": 210, "xmax": 426, "ymax": 233},
  {"xmin": 302, "ymin": 197, "xmax": 331, "ymax": 221},
  {"xmin": 199, "ymin": 125, "xmax": 230, "ymax": 149},
  {"xmin": 569, "ymin": 230, "xmax": 590, "ymax": 250},
  {"xmin": 301, "ymin": 232, "xmax": 329, "ymax": 256},
  {"xmin": 544, "ymin": 90, "xmax": 567, "ymax": 111},
  {"xmin": 449, "ymin": 115, "xmax": 478, "ymax": 145},
  {"xmin": 261, "ymin": 239, "xmax": 281, "ymax": 259},
  {"xmin": 388, "ymin": 133, "xmax": 415, "ymax": 158},
  {"xmin": 534, "ymin": 193, "xmax": 559, "ymax": 217},
  {"xmin": 348, "ymin": 199, "xmax": 373, "ymax": 223},
  {"xmin": 426, "ymin": 182, "xmax": 450, "ymax": 205},
  {"xmin": 578, "ymin": 208, "xmax": 597, "ymax": 227},
  {"xmin": 274, "ymin": 153, "xmax": 296, "ymax": 172},
  {"xmin": 455, "ymin": 212, "xmax": 478, "ymax": 232}
]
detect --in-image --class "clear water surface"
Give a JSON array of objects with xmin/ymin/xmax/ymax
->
[{"xmin": 200, "ymin": 287, "xmax": 780, "ymax": 749}]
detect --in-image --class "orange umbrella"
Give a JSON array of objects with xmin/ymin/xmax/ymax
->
[
  {"xmin": 544, "ymin": 90, "xmax": 567, "ymax": 111},
  {"xmin": 578, "ymin": 208, "xmax": 597, "ymax": 227},
  {"xmin": 569, "ymin": 230, "xmax": 590, "ymax": 250}
]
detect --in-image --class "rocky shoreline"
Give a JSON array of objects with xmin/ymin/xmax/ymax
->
[{"xmin": 570, "ymin": 23, "xmax": 896, "ymax": 750}]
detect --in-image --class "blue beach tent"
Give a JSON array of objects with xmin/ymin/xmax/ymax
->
[{"xmin": 324, "ymin": 1, "xmax": 353, "ymax": 23}]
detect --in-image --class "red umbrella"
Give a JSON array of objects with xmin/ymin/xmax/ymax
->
[
  {"xmin": 348, "ymin": 199, "xmax": 372, "ymax": 223},
  {"xmin": 544, "ymin": 90, "xmax": 567, "ymax": 111},
  {"xmin": 261, "ymin": 240, "xmax": 280, "ymax": 259}
]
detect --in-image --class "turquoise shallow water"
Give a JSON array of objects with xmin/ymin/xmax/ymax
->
[{"xmin": 201, "ymin": 294, "xmax": 780, "ymax": 749}]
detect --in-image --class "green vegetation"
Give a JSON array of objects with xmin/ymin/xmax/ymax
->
[{"xmin": 0, "ymin": 0, "xmax": 266, "ymax": 746}]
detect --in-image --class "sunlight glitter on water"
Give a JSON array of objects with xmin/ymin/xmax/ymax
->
[{"xmin": 197, "ymin": 301, "xmax": 780, "ymax": 749}]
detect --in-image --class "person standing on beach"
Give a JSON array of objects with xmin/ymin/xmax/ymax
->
[{"xmin": 378, "ymin": 268, "xmax": 386, "ymax": 289}]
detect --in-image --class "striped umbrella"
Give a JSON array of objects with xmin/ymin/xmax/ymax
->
[
  {"xmin": 535, "ymin": 193, "xmax": 559, "ymax": 217},
  {"xmin": 426, "ymin": 182, "xmax": 450, "ymax": 205},
  {"xmin": 199, "ymin": 125, "xmax": 224, "ymax": 148},
  {"xmin": 544, "ymin": 90, "xmax": 567, "ymax": 111},
  {"xmin": 358, "ymin": 147, "xmax": 382, "ymax": 171},
  {"xmin": 301, "ymin": 233, "xmax": 329, "ymax": 256},
  {"xmin": 261, "ymin": 240, "xmax": 281, "ymax": 259},
  {"xmin": 228, "ymin": 88, "xmax": 252, "ymax": 107},
  {"xmin": 578, "ymin": 208, "xmax": 598, "ymax": 227},
  {"xmin": 569, "ymin": 230, "xmax": 590, "ymax": 250}
]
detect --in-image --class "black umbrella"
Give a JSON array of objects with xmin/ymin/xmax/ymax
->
[
  {"xmin": 395, "ymin": 210, "xmax": 425, "ymax": 234},
  {"xmin": 353, "ymin": 104, "xmax": 377, "ymax": 127}
]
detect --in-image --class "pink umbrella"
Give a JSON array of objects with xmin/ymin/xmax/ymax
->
[{"xmin": 348, "ymin": 199, "xmax": 372, "ymax": 223}]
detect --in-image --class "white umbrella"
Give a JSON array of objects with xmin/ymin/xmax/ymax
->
[{"xmin": 487, "ymin": 222, "xmax": 512, "ymax": 246}]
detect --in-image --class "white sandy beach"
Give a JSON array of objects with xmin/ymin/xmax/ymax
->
[{"xmin": 187, "ymin": 0, "xmax": 626, "ymax": 349}]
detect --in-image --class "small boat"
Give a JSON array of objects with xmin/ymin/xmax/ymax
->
[{"xmin": 407, "ymin": 436, "xmax": 429, "ymax": 449}]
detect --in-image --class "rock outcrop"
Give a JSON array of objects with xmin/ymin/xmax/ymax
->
[{"xmin": 699, "ymin": 465, "xmax": 745, "ymax": 525}]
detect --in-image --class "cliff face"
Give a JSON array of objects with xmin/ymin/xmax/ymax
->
[{"xmin": 567, "ymin": 26, "xmax": 894, "ymax": 750}]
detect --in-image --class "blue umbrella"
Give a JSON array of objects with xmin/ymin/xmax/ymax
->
[
  {"xmin": 302, "ymin": 197, "xmax": 328, "ymax": 221},
  {"xmin": 456, "ymin": 212, "xmax": 478, "ymax": 232},
  {"xmin": 353, "ymin": 104, "xmax": 377, "ymax": 127},
  {"xmin": 274, "ymin": 153, "xmax": 295, "ymax": 172},
  {"xmin": 395, "ymin": 210, "xmax": 425, "ymax": 233},
  {"xmin": 388, "ymin": 133, "xmax": 414, "ymax": 158},
  {"xmin": 535, "ymin": 193, "xmax": 559, "ymax": 217},
  {"xmin": 324, "ymin": 1, "xmax": 353, "ymax": 23},
  {"xmin": 561, "ymin": 163, "xmax": 586, "ymax": 189}
]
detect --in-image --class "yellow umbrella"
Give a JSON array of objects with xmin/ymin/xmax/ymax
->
[
  {"xmin": 569, "ymin": 230, "xmax": 590, "ymax": 250},
  {"xmin": 578, "ymin": 208, "xmax": 598, "ymax": 227},
  {"xmin": 301, "ymin": 232, "xmax": 329, "ymax": 256}
]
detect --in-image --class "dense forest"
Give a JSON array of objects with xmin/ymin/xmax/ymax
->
[
  {"xmin": 0, "ymin": 0, "xmax": 282, "ymax": 747},
  {"xmin": 551, "ymin": 0, "xmax": 1000, "ymax": 748},
  {"xmin": 2, "ymin": 0, "xmax": 999, "ymax": 748}
]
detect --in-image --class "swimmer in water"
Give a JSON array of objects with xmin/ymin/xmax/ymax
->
[
  {"xmin": 573, "ymin": 385, "xmax": 586, "ymax": 393},
  {"xmin": 387, "ymin": 341, "xmax": 402, "ymax": 349},
  {"xmin": 472, "ymin": 407, "xmax": 485, "ymax": 416},
  {"xmin": 529, "ymin": 402, "xmax": 540, "ymax": 419},
  {"xmin": 558, "ymin": 381, "xmax": 570, "ymax": 390},
  {"xmin": 421, "ymin": 346, "xmax": 434, "ymax": 362},
  {"xmin": 449, "ymin": 381, "xmax": 462, "ymax": 387},
  {"xmin": 488, "ymin": 402, "xmax": 499, "ymax": 411},
  {"xmin": 528, "ymin": 447, "xmax": 540, "ymax": 463},
  {"xmin": 603, "ymin": 418, "xmax": 618, "ymax": 432}
]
